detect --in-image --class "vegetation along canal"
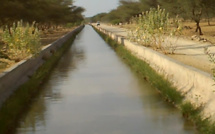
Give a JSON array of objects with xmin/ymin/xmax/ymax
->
[{"xmin": 13, "ymin": 25, "xmax": 198, "ymax": 134}]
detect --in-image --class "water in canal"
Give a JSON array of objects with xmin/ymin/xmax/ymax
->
[{"xmin": 15, "ymin": 25, "xmax": 198, "ymax": 134}]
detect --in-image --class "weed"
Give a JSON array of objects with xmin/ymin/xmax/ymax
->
[
  {"xmin": 1, "ymin": 20, "xmax": 41, "ymax": 62},
  {"xmin": 128, "ymin": 6, "xmax": 182, "ymax": 54},
  {"xmin": 180, "ymin": 102, "xmax": 215, "ymax": 134}
]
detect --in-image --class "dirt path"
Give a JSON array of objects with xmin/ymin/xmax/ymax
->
[
  {"xmin": 96, "ymin": 24, "xmax": 215, "ymax": 74},
  {"xmin": 165, "ymin": 36, "xmax": 215, "ymax": 73}
]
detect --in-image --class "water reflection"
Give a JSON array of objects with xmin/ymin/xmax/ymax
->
[
  {"xmin": 15, "ymin": 35, "xmax": 85, "ymax": 134},
  {"xmin": 15, "ymin": 26, "xmax": 198, "ymax": 134},
  {"xmin": 17, "ymin": 97, "xmax": 46, "ymax": 133},
  {"xmin": 56, "ymin": 42, "xmax": 85, "ymax": 74}
]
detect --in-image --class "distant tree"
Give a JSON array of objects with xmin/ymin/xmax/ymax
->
[
  {"xmin": 201, "ymin": 0, "xmax": 215, "ymax": 25},
  {"xmin": 90, "ymin": 13, "xmax": 108, "ymax": 23},
  {"xmin": 102, "ymin": 9, "xmax": 121, "ymax": 24},
  {"xmin": 139, "ymin": 0, "xmax": 159, "ymax": 9},
  {"xmin": 158, "ymin": 0, "xmax": 204, "ymax": 35},
  {"xmin": 183, "ymin": 0, "xmax": 204, "ymax": 35},
  {"xmin": 0, "ymin": 0, "xmax": 84, "ymax": 28},
  {"xmin": 70, "ymin": 6, "xmax": 85, "ymax": 23},
  {"xmin": 101, "ymin": 0, "xmax": 144, "ymax": 24},
  {"xmin": 157, "ymin": 0, "xmax": 182, "ymax": 17}
]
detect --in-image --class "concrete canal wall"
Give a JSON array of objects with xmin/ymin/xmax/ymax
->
[
  {"xmin": 0, "ymin": 25, "xmax": 84, "ymax": 107},
  {"xmin": 94, "ymin": 25, "xmax": 215, "ymax": 120}
]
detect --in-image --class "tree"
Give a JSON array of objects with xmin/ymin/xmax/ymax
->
[
  {"xmin": 157, "ymin": 0, "xmax": 182, "ymax": 17},
  {"xmin": 139, "ymin": 0, "xmax": 159, "ymax": 9},
  {"xmin": 184, "ymin": 0, "xmax": 204, "ymax": 35},
  {"xmin": 158, "ymin": 0, "xmax": 204, "ymax": 35},
  {"xmin": 201, "ymin": 0, "xmax": 215, "ymax": 25},
  {"xmin": 98, "ymin": 0, "xmax": 144, "ymax": 24},
  {"xmin": 0, "ymin": 0, "xmax": 85, "ymax": 27},
  {"xmin": 90, "ymin": 13, "xmax": 108, "ymax": 23},
  {"xmin": 70, "ymin": 6, "xmax": 85, "ymax": 23}
]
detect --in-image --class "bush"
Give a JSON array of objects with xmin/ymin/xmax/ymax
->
[
  {"xmin": 65, "ymin": 23, "xmax": 74, "ymax": 28},
  {"xmin": 1, "ymin": 20, "xmax": 41, "ymax": 61},
  {"xmin": 111, "ymin": 19, "xmax": 121, "ymax": 25},
  {"xmin": 128, "ymin": 6, "xmax": 182, "ymax": 54}
]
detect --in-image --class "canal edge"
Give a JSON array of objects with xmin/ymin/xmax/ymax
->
[
  {"xmin": 92, "ymin": 24, "xmax": 215, "ymax": 133},
  {"xmin": 0, "ymin": 25, "xmax": 84, "ymax": 108}
]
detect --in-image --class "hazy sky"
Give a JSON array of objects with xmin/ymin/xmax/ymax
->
[{"xmin": 74, "ymin": 0, "xmax": 120, "ymax": 17}]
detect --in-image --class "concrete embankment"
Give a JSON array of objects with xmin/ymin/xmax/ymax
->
[
  {"xmin": 93, "ymin": 25, "xmax": 215, "ymax": 120},
  {"xmin": 0, "ymin": 25, "xmax": 84, "ymax": 107}
]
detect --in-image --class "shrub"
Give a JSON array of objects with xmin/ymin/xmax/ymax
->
[
  {"xmin": 65, "ymin": 23, "xmax": 74, "ymax": 28},
  {"xmin": 128, "ymin": 6, "xmax": 182, "ymax": 54},
  {"xmin": 1, "ymin": 20, "xmax": 41, "ymax": 61},
  {"xmin": 111, "ymin": 19, "xmax": 121, "ymax": 25}
]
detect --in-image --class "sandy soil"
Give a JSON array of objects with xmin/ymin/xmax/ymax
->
[
  {"xmin": 182, "ymin": 20, "xmax": 215, "ymax": 44},
  {"xmin": 170, "ymin": 21, "xmax": 215, "ymax": 73},
  {"xmin": 168, "ymin": 54, "xmax": 213, "ymax": 73}
]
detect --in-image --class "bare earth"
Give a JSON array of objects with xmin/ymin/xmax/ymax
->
[{"xmin": 168, "ymin": 21, "xmax": 215, "ymax": 73}]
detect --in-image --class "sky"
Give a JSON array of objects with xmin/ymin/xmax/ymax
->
[{"xmin": 74, "ymin": 0, "xmax": 120, "ymax": 17}]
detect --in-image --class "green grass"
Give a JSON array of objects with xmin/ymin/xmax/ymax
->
[
  {"xmin": 93, "ymin": 26, "xmax": 215, "ymax": 134},
  {"xmin": 0, "ymin": 27, "xmax": 82, "ymax": 134},
  {"xmin": 180, "ymin": 102, "xmax": 215, "ymax": 134}
]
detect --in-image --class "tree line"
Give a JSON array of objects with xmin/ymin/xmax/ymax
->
[
  {"xmin": 90, "ymin": 0, "xmax": 215, "ymax": 35},
  {"xmin": 0, "ymin": 0, "xmax": 85, "ymax": 29},
  {"xmin": 0, "ymin": 0, "xmax": 85, "ymax": 61}
]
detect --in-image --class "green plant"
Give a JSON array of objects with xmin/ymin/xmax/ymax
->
[
  {"xmin": 181, "ymin": 102, "xmax": 201, "ymax": 118},
  {"xmin": 65, "ymin": 23, "xmax": 74, "ymax": 28},
  {"xmin": 180, "ymin": 102, "xmax": 215, "ymax": 134},
  {"xmin": 128, "ymin": 6, "xmax": 182, "ymax": 54},
  {"xmin": 111, "ymin": 19, "xmax": 121, "ymax": 25},
  {"xmin": 1, "ymin": 20, "xmax": 41, "ymax": 61}
]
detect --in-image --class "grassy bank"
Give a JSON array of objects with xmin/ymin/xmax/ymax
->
[
  {"xmin": 0, "ymin": 26, "xmax": 83, "ymax": 134},
  {"xmin": 93, "ymin": 26, "xmax": 215, "ymax": 134}
]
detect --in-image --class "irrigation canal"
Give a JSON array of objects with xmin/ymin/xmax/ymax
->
[{"xmin": 13, "ymin": 25, "xmax": 198, "ymax": 134}]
